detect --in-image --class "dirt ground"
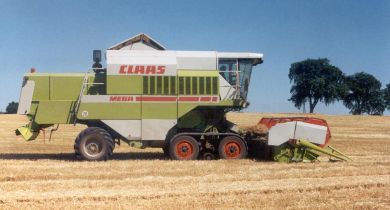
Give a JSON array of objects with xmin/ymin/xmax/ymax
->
[{"xmin": 0, "ymin": 113, "xmax": 389, "ymax": 209}]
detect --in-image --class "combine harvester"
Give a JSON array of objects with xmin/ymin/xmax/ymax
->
[{"xmin": 15, "ymin": 34, "xmax": 350, "ymax": 162}]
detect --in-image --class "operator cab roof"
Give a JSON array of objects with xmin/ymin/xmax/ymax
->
[
  {"xmin": 108, "ymin": 33, "xmax": 263, "ymax": 65},
  {"xmin": 217, "ymin": 52, "xmax": 263, "ymax": 65}
]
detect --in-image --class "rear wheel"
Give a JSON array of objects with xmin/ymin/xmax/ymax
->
[
  {"xmin": 218, "ymin": 136, "xmax": 247, "ymax": 159},
  {"xmin": 169, "ymin": 135, "xmax": 199, "ymax": 160},
  {"xmin": 74, "ymin": 127, "xmax": 114, "ymax": 161}
]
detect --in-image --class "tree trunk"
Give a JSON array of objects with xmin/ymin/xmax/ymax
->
[
  {"xmin": 309, "ymin": 103, "xmax": 314, "ymax": 113},
  {"xmin": 309, "ymin": 98, "xmax": 318, "ymax": 113}
]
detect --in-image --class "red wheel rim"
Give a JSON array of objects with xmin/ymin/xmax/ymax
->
[
  {"xmin": 176, "ymin": 140, "xmax": 194, "ymax": 158},
  {"xmin": 224, "ymin": 141, "xmax": 241, "ymax": 158}
]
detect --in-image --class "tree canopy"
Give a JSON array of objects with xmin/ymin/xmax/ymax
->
[
  {"xmin": 6, "ymin": 101, "xmax": 19, "ymax": 114},
  {"xmin": 343, "ymin": 72, "xmax": 385, "ymax": 115},
  {"xmin": 288, "ymin": 58, "xmax": 345, "ymax": 113},
  {"xmin": 384, "ymin": 83, "xmax": 390, "ymax": 111}
]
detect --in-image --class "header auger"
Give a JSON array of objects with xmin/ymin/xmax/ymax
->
[{"xmin": 15, "ymin": 33, "xmax": 350, "ymax": 162}]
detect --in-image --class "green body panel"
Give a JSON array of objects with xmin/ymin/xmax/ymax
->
[
  {"xmin": 177, "ymin": 110, "xmax": 204, "ymax": 129},
  {"xmin": 19, "ymin": 69, "xmax": 243, "ymax": 142},
  {"xmin": 35, "ymin": 101, "xmax": 74, "ymax": 124},
  {"xmin": 177, "ymin": 100, "xmax": 236, "ymax": 118},
  {"xmin": 29, "ymin": 74, "xmax": 50, "ymax": 100},
  {"xmin": 141, "ymin": 103, "xmax": 177, "ymax": 119},
  {"xmin": 178, "ymin": 103, "xmax": 197, "ymax": 118},
  {"xmin": 50, "ymin": 75, "xmax": 84, "ymax": 100},
  {"xmin": 107, "ymin": 75, "xmax": 143, "ymax": 94},
  {"xmin": 27, "ymin": 73, "xmax": 85, "ymax": 101},
  {"xmin": 24, "ymin": 72, "xmax": 240, "ymax": 123},
  {"xmin": 77, "ymin": 103, "xmax": 141, "ymax": 119},
  {"xmin": 29, "ymin": 102, "xmax": 39, "ymax": 116}
]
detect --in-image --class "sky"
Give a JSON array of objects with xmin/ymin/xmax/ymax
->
[{"xmin": 0, "ymin": 0, "xmax": 389, "ymax": 115}]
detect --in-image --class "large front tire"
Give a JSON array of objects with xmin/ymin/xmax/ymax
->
[
  {"xmin": 218, "ymin": 136, "xmax": 247, "ymax": 159},
  {"xmin": 74, "ymin": 127, "xmax": 114, "ymax": 161},
  {"xmin": 169, "ymin": 135, "xmax": 199, "ymax": 160}
]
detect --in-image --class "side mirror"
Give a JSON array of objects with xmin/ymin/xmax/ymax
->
[
  {"xmin": 93, "ymin": 50, "xmax": 102, "ymax": 63},
  {"xmin": 92, "ymin": 50, "xmax": 103, "ymax": 70}
]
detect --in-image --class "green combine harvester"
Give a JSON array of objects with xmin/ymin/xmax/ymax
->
[{"xmin": 15, "ymin": 33, "xmax": 350, "ymax": 162}]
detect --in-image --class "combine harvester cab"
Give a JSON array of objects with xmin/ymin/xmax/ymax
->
[{"xmin": 15, "ymin": 33, "xmax": 350, "ymax": 162}]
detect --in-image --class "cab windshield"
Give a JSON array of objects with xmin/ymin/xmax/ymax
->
[{"xmin": 218, "ymin": 59, "xmax": 253, "ymax": 100}]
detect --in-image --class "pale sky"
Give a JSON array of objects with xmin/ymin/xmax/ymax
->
[{"xmin": 0, "ymin": 0, "xmax": 389, "ymax": 115}]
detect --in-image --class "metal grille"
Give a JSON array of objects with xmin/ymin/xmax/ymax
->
[
  {"xmin": 206, "ymin": 77, "xmax": 211, "ymax": 94},
  {"xmin": 150, "ymin": 76, "xmax": 155, "ymax": 94},
  {"xmin": 192, "ymin": 77, "xmax": 198, "ymax": 95},
  {"xmin": 212, "ymin": 77, "xmax": 218, "ymax": 95},
  {"xmin": 170, "ymin": 76, "xmax": 176, "ymax": 95},
  {"xmin": 179, "ymin": 77, "xmax": 184, "ymax": 94},
  {"xmin": 157, "ymin": 76, "xmax": 162, "ymax": 94},
  {"xmin": 143, "ymin": 76, "xmax": 149, "ymax": 94},
  {"xmin": 185, "ymin": 77, "xmax": 191, "ymax": 95},
  {"xmin": 199, "ymin": 77, "xmax": 205, "ymax": 94},
  {"xmin": 163, "ymin": 76, "xmax": 169, "ymax": 95}
]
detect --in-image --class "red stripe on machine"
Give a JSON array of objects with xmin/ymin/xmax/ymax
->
[
  {"xmin": 141, "ymin": 96, "xmax": 177, "ymax": 102},
  {"xmin": 200, "ymin": 97, "xmax": 211, "ymax": 102},
  {"xmin": 179, "ymin": 96, "xmax": 199, "ymax": 102},
  {"xmin": 110, "ymin": 95, "xmax": 219, "ymax": 102}
]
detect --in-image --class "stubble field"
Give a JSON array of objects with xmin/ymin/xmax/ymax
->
[{"xmin": 0, "ymin": 113, "xmax": 389, "ymax": 209}]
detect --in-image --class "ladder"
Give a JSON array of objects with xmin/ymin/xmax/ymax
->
[{"xmin": 72, "ymin": 69, "xmax": 105, "ymax": 125}]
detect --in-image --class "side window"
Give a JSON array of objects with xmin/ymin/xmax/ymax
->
[{"xmin": 218, "ymin": 59, "xmax": 237, "ymax": 86}]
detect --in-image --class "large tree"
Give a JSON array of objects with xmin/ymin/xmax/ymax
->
[
  {"xmin": 288, "ymin": 58, "xmax": 345, "ymax": 113},
  {"xmin": 343, "ymin": 72, "xmax": 385, "ymax": 115},
  {"xmin": 384, "ymin": 83, "xmax": 390, "ymax": 111},
  {"xmin": 6, "ymin": 101, "xmax": 19, "ymax": 114}
]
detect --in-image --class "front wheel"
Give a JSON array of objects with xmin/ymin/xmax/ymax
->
[
  {"xmin": 218, "ymin": 136, "xmax": 248, "ymax": 159},
  {"xmin": 74, "ymin": 127, "xmax": 114, "ymax": 161},
  {"xmin": 169, "ymin": 135, "xmax": 199, "ymax": 160}
]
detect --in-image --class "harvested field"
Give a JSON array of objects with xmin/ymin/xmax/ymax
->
[{"xmin": 0, "ymin": 113, "xmax": 389, "ymax": 209}]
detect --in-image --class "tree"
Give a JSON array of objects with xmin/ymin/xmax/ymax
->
[
  {"xmin": 6, "ymin": 101, "xmax": 18, "ymax": 114},
  {"xmin": 288, "ymin": 58, "xmax": 345, "ymax": 113},
  {"xmin": 343, "ymin": 72, "xmax": 385, "ymax": 115},
  {"xmin": 384, "ymin": 83, "xmax": 390, "ymax": 111}
]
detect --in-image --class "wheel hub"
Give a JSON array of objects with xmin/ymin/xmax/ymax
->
[
  {"xmin": 85, "ymin": 142, "xmax": 101, "ymax": 156},
  {"xmin": 225, "ymin": 142, "xmax": 241, "ymax": 158},
  {"xmin": 176, "ymin": 141, "xmax": 193, "ymax": 158}
]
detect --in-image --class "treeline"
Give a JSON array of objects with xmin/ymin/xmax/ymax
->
[
  {"xmin": 3, "ymin": 101, "xmax": 18, "ymax": 114},
  {"xmin": 289, "ymin": 58, "xmax": 390, "ymax": 115}
]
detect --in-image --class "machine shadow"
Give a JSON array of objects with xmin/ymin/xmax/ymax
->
[
  {"xmin": 0, "ymin": 152, "xmax": 272, "ymax": 161},
  {"xmin": 0, "ymin": 152, "xmax": 168, "ymax": 161}
]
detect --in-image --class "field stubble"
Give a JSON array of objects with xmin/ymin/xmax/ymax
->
[{"xmin": 0, "ymin": 113, "xmax": 389, "ymax": 209}]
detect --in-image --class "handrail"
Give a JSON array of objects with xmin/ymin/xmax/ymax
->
[{"xmin": 73, "ymin": 71, "xmax": 91, "ymax": 124}]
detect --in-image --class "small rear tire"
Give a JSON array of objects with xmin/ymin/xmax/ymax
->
[
  {"xmin": 169, "ymin": 135, "xmax": 199, "ymax": 160},
  {"xmin": 218, "ymin": 136, "xmax": 247, "ymax": 159},
  {"xmin": 74, "ymin": 127, "xmax": 115, "ymax": 161}
]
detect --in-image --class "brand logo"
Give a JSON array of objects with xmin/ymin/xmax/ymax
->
[
  {"xmin": 81, "ymin": 110, "xmax": 88, "ymax": 118},
  {"xmin": 118, "ymin": 65, "xmax": 166, "ymax": 75},
  {"xmin": 109, "ymin": 96, "xmax": 133, "ymax": 102}
]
